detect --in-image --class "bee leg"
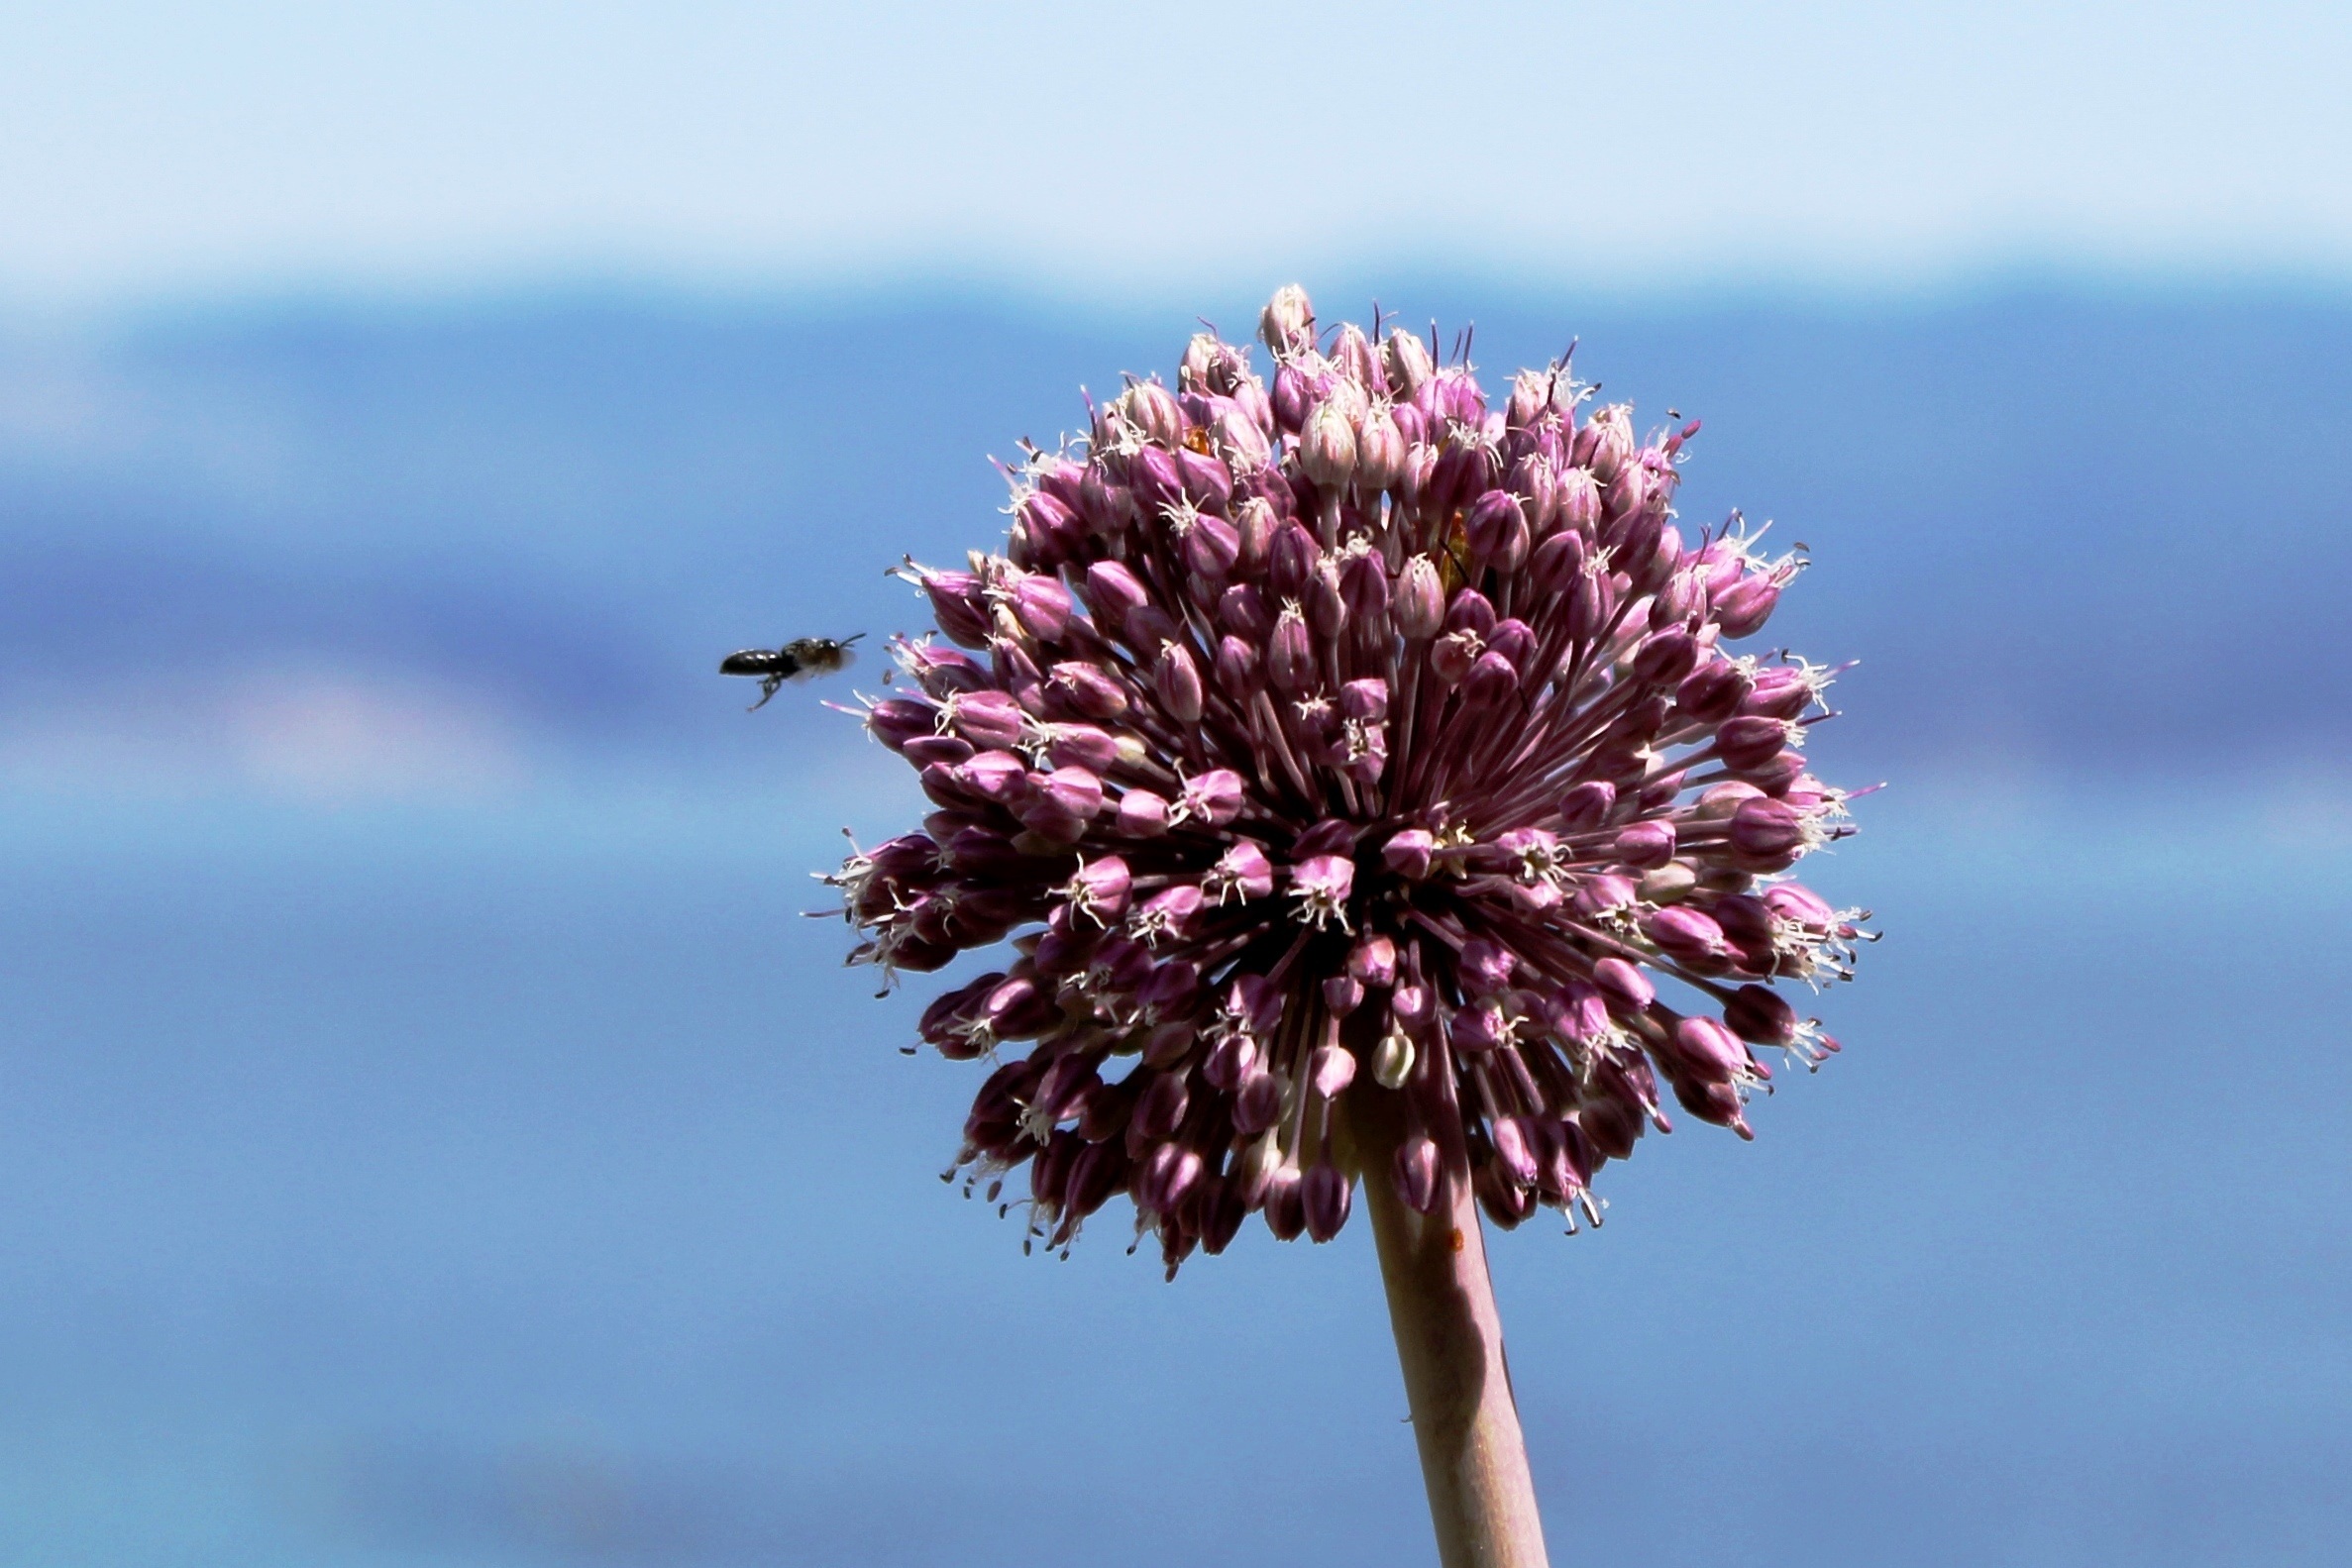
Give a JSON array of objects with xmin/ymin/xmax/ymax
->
[{"xmin": 748, "ymin": 675, "xmax": 785, "ymax": 712}]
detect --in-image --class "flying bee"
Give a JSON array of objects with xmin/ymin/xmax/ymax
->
[{"xmin": 719, "ymin": 633, "xmax": 864, "ymax": 709}]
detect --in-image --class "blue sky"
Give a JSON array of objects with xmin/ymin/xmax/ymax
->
[{"xmin": 4, "ymin": 0, "xmax": 2350, "ymax": 309}]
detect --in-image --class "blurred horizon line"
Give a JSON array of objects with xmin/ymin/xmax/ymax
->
[{"xmin": 9, "ymin": 253, "xmax": 2352, "ymax": 340}]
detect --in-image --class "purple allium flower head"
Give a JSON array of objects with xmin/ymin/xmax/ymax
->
[{"xmin": 829, "ymin": 286, "xmax": 1872, "ymax": 1277}]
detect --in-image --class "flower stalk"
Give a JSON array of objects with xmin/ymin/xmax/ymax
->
[{"xmin": 1348, "ymin": 1077, "xmax": 1550, "ymax": 1568}]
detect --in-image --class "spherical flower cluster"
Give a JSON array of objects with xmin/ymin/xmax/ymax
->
[{"xmin": 825, "ymin": 285, "xmax": 1871, "ymax": 1279}]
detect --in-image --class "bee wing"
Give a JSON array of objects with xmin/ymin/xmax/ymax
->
[
  {"xmin": 783, "ymin": 639, "xmax": 856, "ymax": 679},
  {"xmin": 786, "ymin": 653, "xmax": 837, "ymax": 680}
]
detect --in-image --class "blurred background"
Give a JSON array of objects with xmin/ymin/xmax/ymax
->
[{"xmin": 2, "ymin": 4, "xmax": 2348, "ymax": 1564}]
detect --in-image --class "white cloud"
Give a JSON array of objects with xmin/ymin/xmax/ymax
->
[{"xmin": 0, "ymin": 667, "xmax": 532, "ymax": 801}]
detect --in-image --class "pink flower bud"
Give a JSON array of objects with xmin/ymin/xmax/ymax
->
[
  {"xmin": 1302, "ymin": 1162, "xmax": 1352, "ymax": 1242},
  {"xmin": 1634, "ymin": 627, "xmax": 1700, "ymax": 685},
  {"xmin": 1356, "ymin": 404, "xmax": 1407, "ymax": 489},
  {"xmin": 1459, "ymin": 938, "xmax": 1517, "ymax": 994},
  {"xmin": 1672, "ymin": 1014, "xmax": 1748, "ymax": 1085},
  {"xmin": 1270, "ymin": 362, "xmax": 1315, "ymax": 433},
  {"xmin": 866, "ymin": 698, "xmax": 937, "ymax": 752},
  {"xmin": 1550, "ymin": 982, "xmax": 1610, "ymax": 1045},
  {"xmin": 1614, "ymin": 819, "xmax": 1676, "ymax": 870},
  {"xmin": 1605, "ymin": 463, "xmax": 1653, "ymax": 526},
  {"xmin": 1269, "ymin": 521, "xmax": 1319, "ymax": 599},
  {"xmin": 1062, "ymin": 855, "xmax": 1131, "ymax": 925},
  {"xmin": 1117, "ymin": 787, "xmax": 1170, "ymax": 837},
  {"xmin": 1176, "ymin": 446, "xmax": 1233, "ymax": 515},
  {"xmin": 1123, "ymin": 603, "xmax": 1179, "ymax": 657},
  {"xmin": 1082, "ymin": 559, "xmax": 1149, "ymax": 626},
  {"xmin": 1336, "ymin": 548, "xmax": 1389, "ymax": 623},
  {"xmin": 1214, "ymin": 633, "xmax": 1262, "ymax": 696},
  {"xmin": 1129, "ymin": 444, "xmax": 1183, "ymax": 515},
  {"xmin": 1182, "ymin": 511, "xmax": 1242, "ymax": 579},
  {"xmin": 1742, "ymin": 749, "xmax": 1808, "ymax": 794},
  {"xmin": 1133, "ymin": 884, "xmax": 1204, "ymax": 944},
  {"xmin": 1571, "ymin": 872, "xmax": 1637, "ymax": 920},
  {"xmin": 1675, "ymin": 658, "xmax": 1752, "ymax": 725},
  {"xmin": 1126, "ymin": 380, "xmax": 1183, "ymax": 447},
  {"xmin": 1384, "ymin": 329, "xmax": 1435, "ymax": 396},
  {"xmin": 1205, "ymin": 840, "xmax": 1276, "ymax": 904},
  {"xmin": 1393, "ymin": 555, "xmax": 1445, "ymax": 640},
  {"xmin": 1645, "ymin": 904, "xmax": 1729, "ymax": 963},
  {"xmin": 1268, "ymin": 604, "xmax": 1316, "ymax": 694},
  {"xmin": 1393, "ymin": 1135, "xmax": 1443, "ymax": 1213},
  {"xmin": 1340, "ymin": 677, "xmax": 1390, "ymax": 723},
  {"xmin": 1030, "ymin": 765, "xmax": 1104, "ymax": 820},
  {"xmin": 1712, "ymin": 575, "xmax": 1781, "ymax": 639},
  {"xmin": 1230, "ymin": 496, "xmax": 1276, "ymax": 575},
  {"xmin": 1216, "ymin": 407, "xmax": 1271, "ymax": 476},
  {"xmin": 1461, "ymin": 649, "xmax": 1518, "ymax": 708},
  {"xmin": 1443, "ymin": 588, "xmax": 1497, "ymax": 639},
  {"xmin": 1220, "ymin": 581, "xmax": 1271, "ymax": 637},
  {"xmin": 1067, "ymin": 1140, "xmax": 1128, "ymax": 1218},
  {"xmin": 985, "ymin": 977, "xmax": 1062, "ymax": 1039},
  {"xmin": 1730, "ymin": 795, "xmax": 1808, "ymax": 858},
  {"xmin": 1764, "ymin": 882, "xmax": 1838, "ymax": 932},
  {"xmin": 1742, "ymin": 664, "xmax": 1815, "ymax": 719},
  {"xmin": 1258, "ymin": 284, "xmax": 1315, "ymax": 360},
  {"xmin": 1333, "ymin": 322, "xmax": 1384, "ymax": 391},
  {"xmin": 1390, "ymin": 983, "xmax": 1434, "ymax": 1029},
  {"xmin": 1593, "ymin": 956, "xmax": 1655, "ymax": 1014},
  {"xmin": 1203, "ymin": 1031, "xmax": 1259, "ymax": 1092},
  {"xmin": 1301, "ymin": 400, "xmax": 1358, "ymax": 488},
  {"xmin": 1153, "ymin": 641, "xmax": 1205, "ymax": 723},
  {"xmin": 1311, "ymin": 1042, "xmax": 1358, "ymax": 1098},
  {"xmin": 1324, "ymin": 973, "xmax": 1364, "ymax": 1016},
  {"xmin": 1715, "ymin": 714, "xmax": 1791, "ymax": 771},
  {"xmin": 936, "ymin": 689, "xmax": 1016, "ymax": 750},
  {"xmin": 1383, "ymin": 828, "xmax": 1437, "ymax": 879},
  {"xmin": 1230, "ymin": 1068, "xmax": 1282, "ymax": 1135},
  {"xmin": 1558, "ymin": 780, "xmax": 1618, "ymax": 830},
  {"xmin": 1555, "ymin": 466, "xmax": 1601, "ymax": 534},
  {"xmin": 1134, "ymin": 1070, "xmax": 1190, "ymax": 1140},
  {"xmin": 1463, "ymin": 488, "xmax": 1521, "ymax": 559},
  {"xmin": 1034, "ymin": 1053, "xmax": 1096, "ymax": 1128},
  {"xmin": 1008, "ymin": 573, "xmax": 1073, "ymax": 642},
  {"xmin": 1047, "ymin": 661, "xmax": 1130, "ymax": 721},
  {"xmin": 1450, "ymin": 1001, "xmax": 1504, "ymax": 1053},
  {"xmin": 1486, "ymin": 618, "xmax": 1537, "ymax": 673},
  {"xmin": 1177, "ymin": 768, "xmax": 1245, "ymax": 826},
  {"xmin": 1577, "ymin": 404, "xmax": 1634, "ymax": 481},
  {"xmin": 1031, "ymin": 1129, "xmax": 1078, "ymax": 1209},
  {"xmin": 1491, "ymin": 1115, "xmax": 1539, "ymax": 1188},
  {"xmin": 1262, "ymin": 1164, "xmax": 1307, "ymax": 1239},
  {"xmin": 1429, "ymin": 629, "xmax": 1481, "ymax": 686},
  {"xmin": 1724, "ymin": 985, "xmax": 1797, "ymax": 1046},
  {"xmin": 1015, "ymin": 490, "xmax": 1083, "ymax": 566},
  {"xmin": 1306, "ymin": 560, "xmax": 1348, "ymax": 639},
  {"xmin": 1044, "ymin": 723, "xmax": 1117, "ymax": 773},
  {"xmin": 1348, "ymin": 934, "xmax": 1399, "ymax": 988},
  {"xmin": 1673, "ymin": 1074, "xmax": 1752, "ymax": 1136},
  {"xmin": 946, "ymin": 749, "xmax": 1027, "ymax": 806}
]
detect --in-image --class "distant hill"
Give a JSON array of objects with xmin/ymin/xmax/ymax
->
[{"xmin": 3, "ymin": 283, "xmax": 2346, "ymax": 790}]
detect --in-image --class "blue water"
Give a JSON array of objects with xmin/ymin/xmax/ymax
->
[
  {"xmin": 2, "ymin": 775, "xmax": 2342, "ymax": 1566},
  {"xmin": 3, "ymin": 283, "xmax": 2346, "ymax": 1561}
]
